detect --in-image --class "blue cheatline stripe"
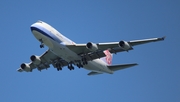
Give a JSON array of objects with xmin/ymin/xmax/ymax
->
[
  {"xmin": 30, "ymin": 25, "xmax": 62, "ymax": 43},
  {"xmin": 31, "ymin": 27, "xmax": 54, "ymax": 40}
]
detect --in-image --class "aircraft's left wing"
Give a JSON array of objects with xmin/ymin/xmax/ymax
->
[
  {"xmin": 66, "ymin": 36, "xmax": 165, "ymax": 54},
  {"xmin": 17, "ymin": 50, "xmax": 69, "ymax": 72}
]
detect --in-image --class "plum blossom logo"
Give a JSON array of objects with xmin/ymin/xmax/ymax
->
[{"xmin": 104, "ymin": 50, "xmax": 112, "ymax": 65}]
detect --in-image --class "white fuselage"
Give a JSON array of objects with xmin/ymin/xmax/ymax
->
[{"xmin": 30, "ymin": 21, "xmax": 113, "ymax": 74}]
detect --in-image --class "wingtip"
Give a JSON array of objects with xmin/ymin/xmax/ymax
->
[
  {"xmin": 159, "ymin": 36, "xmax": 166, "ymax": 40},
  {"xmin": 134, "ymin": 63, "xmax": 138, "ymax": 66},
  {"xmin": 17, "ymin": 68, "xmax": 23, "ymax": 72},
  {"xmin": 162, "ymin": 36, "xmax": 166, "ymax": 40}
]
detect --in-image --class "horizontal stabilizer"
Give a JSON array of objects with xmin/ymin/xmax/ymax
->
[
  {"xmin": 87, "ymin": 71, "xmax": 103, "ymax": 76},
  {"xmin": 107, "ymin": 63, "xmax": 138, "ymax": 71}
]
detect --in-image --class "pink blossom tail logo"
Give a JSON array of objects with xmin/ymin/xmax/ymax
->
[{"xmin": 104, "ymin": 50, "xmax": 112, "ymax": 65}]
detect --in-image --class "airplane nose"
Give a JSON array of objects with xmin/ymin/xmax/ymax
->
[
  {"xmin": 30, "ymin": 26, "xmax": 33, "ymax": 31},
  {"xmin": 30, "ymin": 24, "xmax": 35, "ymax": 31},
  {"xmin": 30, "ymin": 23, "xmax": 38, "ymax": 32},
  {"xmin": 30, "ymin": 21, "xmax": 43, "ymax": 31}
]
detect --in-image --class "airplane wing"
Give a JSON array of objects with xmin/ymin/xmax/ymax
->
[
  {"xmin": 66, "ymin": 36, "xmax": 165, "ymax": 54},
  {"xmin": 17, "ymin": 50, "xmax": 69, "ymax": 72},
  {"xmin": 17, "ymin": 49, "xmax": 107, "ymax": 72}
]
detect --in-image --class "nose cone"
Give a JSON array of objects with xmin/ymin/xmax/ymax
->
[
  {"xmin": 30, "ymin": 21, "xmax": 43, "ymax": 31},
  {"xmin": 30, "ymin": 23, "xmax": 37, "ymax": 31}
]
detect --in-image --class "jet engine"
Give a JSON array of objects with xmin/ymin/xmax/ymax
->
[
  {"xmin": 30, "ymin": 55, "xmax": 41, "ymax": 65},
  {"xmin": 86, "ymin": 42, "xmax": 98, "ymax": 51},
  {"xmin": 20, "ymin": 63, "xmax": 31, "ymax": 72},
  {"xmin": 119, "ymin": 41, "xmax": 131, "ymax": 50}
]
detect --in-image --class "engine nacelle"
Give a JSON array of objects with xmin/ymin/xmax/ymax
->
[
  {"xmin": 30, "ymin": 55, "xmax": 41, "ymax": 65},
  {"xmin": 119, "ymin": 41, "xmax": 131, "ymax": 50},
  {"xmin": 20, "ymin": 63, "xmax": 31, "ymax": 72},
  {"xmin": 86, "ymin": 42, "xmax": 98, "ymax": 51}
]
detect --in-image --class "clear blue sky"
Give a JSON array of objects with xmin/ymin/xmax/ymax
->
[{"xmin": 0, "ymin": 0, "xmax": 179, "ymax": 102}]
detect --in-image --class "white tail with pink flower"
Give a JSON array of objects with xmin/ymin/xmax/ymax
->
[{"xmin": 101, "ymin": 50, "xmax": 113, "ymax": 65}]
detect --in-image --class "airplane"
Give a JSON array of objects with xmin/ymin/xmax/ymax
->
[{"xmin": 17, "ymin": 20, "xmax": 165, "ymax": 75}]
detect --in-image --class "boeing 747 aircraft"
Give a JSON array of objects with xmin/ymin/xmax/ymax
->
[{"xmin": 17, "ymin": 21, "xmax": 165, "ymax": 75}]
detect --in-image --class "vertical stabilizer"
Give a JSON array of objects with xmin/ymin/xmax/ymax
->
[{"xmin": 101, "ymin": 50, "xmax": 113, "ymax": 65}]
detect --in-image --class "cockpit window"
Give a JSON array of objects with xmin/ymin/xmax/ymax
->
[{"xmin": 37, "ymin": 20, "xmax": 43, "ymax": 23}]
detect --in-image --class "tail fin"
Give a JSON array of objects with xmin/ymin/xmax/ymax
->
[{"xmin": 101, "ymin": 50, "xmax": 113, "ymax": 65}]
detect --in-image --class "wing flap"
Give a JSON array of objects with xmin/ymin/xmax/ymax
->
[
  {"xmin": 107, "ymin": 63, "xmax": 138, "ymax": 71},
  {"xmin": 80, "ymin": 50, "xmax": 106, "ymax": 61}
]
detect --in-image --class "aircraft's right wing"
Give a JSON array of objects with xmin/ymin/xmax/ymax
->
[
  {"xmin": 17, "ymin": 50, "xmax": 69, "ymax": 72},
  {"xmin": 17, "ymin": 49, "xmax": 107, "ymax": 72}
]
